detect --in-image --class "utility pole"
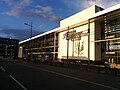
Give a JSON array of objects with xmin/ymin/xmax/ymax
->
[
  {"xmin": 67, "ymin": 27, "xmax": 69, "ymax": 67},
  {"xmin": 24, "ymin": 22, "xmax": 33, "ymax": 62}
]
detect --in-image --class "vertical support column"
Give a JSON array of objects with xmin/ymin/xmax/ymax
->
[
  {"xmin": 44, "ymin": 35, "xmax": 46, "ymax": 61},
  {"xmin": 72, "ymin": 29, "xmax": 75, "ymax": 57},
  {"xmin": 88, "ymin": 19, "xmax": 90, "ymax": 64},
  {"xmin": 30, "ymin": 22, "xmax": 32, "ymax": 62},
  {"xmin": 67, "ymin": 27, "xmax": 69, "ymax": 63},
  {"xmin": 5, "ymin": 45, "xmax": 8, "ymax": 57},
  {"xmin": 54, "ymin": 32, "xmax": 56, "ymax": 61},
  {"xmin": 18, "ymin": 46, "xmax": 23, "ymax": 59},
  {"xmin": 29, "ymin": 43, "xmax": 31, "ymax": 61},
  {"xmin": 103, "ymin": 15, "xmax": 107, "ymax": 63},
  {"xmin": 104, "ymin": 16, "xmax": 107, "ymax": 32}
]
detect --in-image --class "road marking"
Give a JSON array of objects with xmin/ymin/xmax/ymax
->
[
  {"xmin": 0, "ymin": 66, "xmax": 27, "ymax": 90},
  {"xmin": 9, "ymin": 75, "xmax": 28, "ymax": 90},
  {"xmin": 23, "ymin": 65, "xmax": 120, "ymax": 90},
  {"xmin": 38, "ymin": 68, "xmax": 120, "ymax": 90},
  {"xmin": 0, "ymin": 66, "xmax": 6, "ymax": 72}
]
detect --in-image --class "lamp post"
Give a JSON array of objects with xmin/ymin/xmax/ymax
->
[
  {"xmin": 24, "ymin": 22, "xmax": 32, "ymax": 38},
  {"xmin": 67, "ymin": 27, "xmax": 69, "ymax": 68},
  {"xmin": 24, "ymin": 22, "xmax": 33, "ymax": 62}
]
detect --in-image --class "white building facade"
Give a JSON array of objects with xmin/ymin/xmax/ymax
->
[
  {"xmin": 58, "ymin": 5, "xmax": 103, "ymax": 62},
  {"xmin": 19, "ymin": 4, "xmax": 120, "ymax": 64}
]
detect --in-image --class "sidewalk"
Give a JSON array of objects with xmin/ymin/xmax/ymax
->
[
  {"xmin": 0, "ymin": 57, "xmax": 19, "ymax": 62},
  {"xmin": 110, "ymin": 63, "xmax": 120, "ymax": 69}
]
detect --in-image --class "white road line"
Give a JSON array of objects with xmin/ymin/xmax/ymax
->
[
  {"xmin": 0, "ymin": 66, "xmax": 6, "ymax": 72},
  {"xmin": 24, "ymin": 65, "xmax": 120, "ymax": 90},
  {"xmin": 38, "ymin": 68, "xmax": 120, "ymax": 90},
  {"xmin": 9, "ymin": 75, "xmax": 27, "ymax": 90}
]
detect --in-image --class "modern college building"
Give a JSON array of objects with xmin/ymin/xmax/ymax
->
[
  {"xmin": 0, "ymin": 37, "xmax": 19, "ymax": 59},
  {"xmin": 18, "ymin": 4, "xmax": 120, "ymax": 64}
]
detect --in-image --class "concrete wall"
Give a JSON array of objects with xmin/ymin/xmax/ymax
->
[
  {"xmin": 89, "ymin": 22, "xmax": 95, "ymax": 61},
  {"xmin": 18, "ymin": 47, "xmax": 23, "ymax": 58},
  {"xmin": 58, "ymin": 5, "xmax": 101, "ymax": 61},
  {"xmin": 60, "ymin": 5, "xmax": 103, "ymax": 28}
]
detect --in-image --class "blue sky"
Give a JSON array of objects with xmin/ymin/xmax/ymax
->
[{"xmin": 0, "ymin": 0, "xmax": 120, "ymax": 40}]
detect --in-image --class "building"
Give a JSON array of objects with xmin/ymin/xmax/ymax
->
[
  {"xmin": 0, "ymin": 37, "xmax": 19, "ymax": 59},
  {"xmin": 19, "ymin": 4, "xmax": 120, "ymax": 65}
]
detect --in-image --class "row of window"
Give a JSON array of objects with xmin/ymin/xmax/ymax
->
[
  {"xmin": 22, "ymin": 33, "xmax": 58, "ymax": 49},
  {"xmin": 0, "ymin": 40, "xmax": 19, "ymax": 43},
  {"xmin": 103, "ymin": 18, "xmax": 120, "ymax": 63}
]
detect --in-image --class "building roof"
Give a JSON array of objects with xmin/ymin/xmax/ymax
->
[
  {"xmin": 19, "ymin": 27, "xmax": 61, "ymax": 44},
  {"xmin": 90, "ymin": 3, "xmax": 120, "ymax": 19}
]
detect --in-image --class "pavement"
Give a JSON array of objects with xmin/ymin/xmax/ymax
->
[{"xmin": 110, "ymin": 63, "xmax": 120, "ymax": 69}]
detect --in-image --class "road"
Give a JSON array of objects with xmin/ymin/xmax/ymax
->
[{"xmin": 0, "ymin": 59, "xmax": 120, "ymax": 90}]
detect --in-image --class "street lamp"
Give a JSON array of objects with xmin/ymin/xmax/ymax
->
[
  {"xmin": 24, "ymin": 22, "xmax": 33, "ymax": 62},
  {"xmin": 24, "ymin": 22, "xmax": 32, "ymax": 38}
]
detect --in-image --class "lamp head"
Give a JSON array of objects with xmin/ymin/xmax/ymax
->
[{"xmin": 24, "ymin": 23, "xmax": 28, "ymax": 25}]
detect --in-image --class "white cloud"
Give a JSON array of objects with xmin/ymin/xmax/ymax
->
[
  {"xmin": 4, "ymin": 0, "xmax": 31, "ymax": 16},
  {"xmin": 3, "ymin": 0, "xmax": 61, "ymax": 22},
  {"xmin": 0, "ymin": 28, "xmax": 40, "ymax": 40},
  {"xmin": 62, "ymin": 0, "xmax": 87, "ymax": 11},
  {"xmin": 87, "ymin": 0, "xmax": 120, "ymax": 8},
  {"xmin": 63, "ymin": 0, "xmax": 120, "ymax": 11},
  {"xmin": 3, "ymin": 0, "xmax": 15, "ymax": 6},
  {"xmin": 0, "ymin": 33, "xmax": 8, "ymax": 38}
]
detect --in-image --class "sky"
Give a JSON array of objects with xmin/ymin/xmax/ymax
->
[{"xmin": 0, "ymin": 0, "xmax": 120, "ymax": 41}]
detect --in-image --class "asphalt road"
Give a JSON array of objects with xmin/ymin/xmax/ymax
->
[{"xmin": 0, "ymin": 59, "xmax": 120, "ymax": 90}]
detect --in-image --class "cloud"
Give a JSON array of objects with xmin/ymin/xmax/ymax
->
[
  {"xmin": 3, "ymin": 0, "xmax": 61, "ymax": 22},
  {"xmin": 87, "ymin": 0, "xmax": 120, "ymax": 8},
  {"xmin": 29, "ymin": 5, "xmax": 61, "ymax": 22},
  {"xmin": 0, "ymin": 27, "xmax": 40, "ymax": 40},
  {"xmin": 63, "ymin": 0, "xmax": 120, "ymax": 11},
  {"xmin": 62, "ymin": 0, "xmax": 87, "ymax": 11}
]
